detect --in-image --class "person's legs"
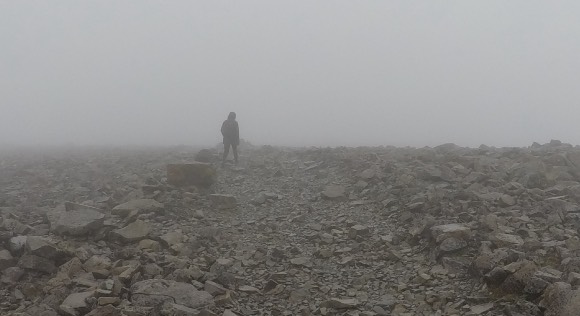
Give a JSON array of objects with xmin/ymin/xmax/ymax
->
[
  {"xmin": 223, "ymin": 142, "xmax": 230, "ymax": 163},
  {"xmin": 232, "ymin": 143, "xmax": 238, "ymax": 163}
]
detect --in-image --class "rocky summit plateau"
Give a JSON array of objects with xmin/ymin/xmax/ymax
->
[{"xmin": 1, "ymin": 140, "xmax": 580, "ymax": 316}]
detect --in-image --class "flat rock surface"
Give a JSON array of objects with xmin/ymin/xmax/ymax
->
[
  {"xmin": 52, "ymin": 206, "xmax": 105, "ymax": 236},
  {"xmin": 130, "ymin": 279, "xmax": 213, "ymax": 309}
]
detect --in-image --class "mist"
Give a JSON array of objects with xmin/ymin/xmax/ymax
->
[{"xmin": 1, "ymin": 1, "xmax": 580, "ymax": 148}]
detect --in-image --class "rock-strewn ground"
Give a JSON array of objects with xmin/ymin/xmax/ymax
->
[{"xmin": 1, "ymin": 141, "xmax": 580, "ymax": 316}]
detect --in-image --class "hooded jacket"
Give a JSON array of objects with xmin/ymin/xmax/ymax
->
[{"xmin": 221, "ymin": 112, "xmax": 239, "ymax": 145}]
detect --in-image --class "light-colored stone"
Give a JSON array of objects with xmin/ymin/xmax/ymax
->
[
  {"xmin": 161, "ymin": 230, "xmax": 184, "ymax": 247},
  {"xmin": 321, "ymin": 298, "xmax": 360, "ymax": 309},
  {"xmin": 499, "ymin": 194, "xmax": 516, "ymax": 206},
  {"xmin": 321, "ymin": 185, "xmax": 346, "ymax": 200},
  {"xmin": 86, "ymin": 305, "xmax": 121, "ymax": 316},
  {"xmin": 349, "ymin": 224, "xmax": 370, "ymax": 239},
  {"xmin": 110, "ymin": 220, "xmax": 151, "ymax": 243},
  {"xmin": 204, "ymin": 280, "xmax": 227, "ymax": 296},
  {"xmin": 290, "ymin": 257, "xmax": 312, "ymax": 268},
  {"xmin": 138, "ymin": 239, "xmax": 161, "ymax": 251},
  {"xmin": 8, "ymin": 235, "xmax": 27, "ymax": 253},
  {"xmin": 53, "ymin": 205, "xmax": 105, "ymax": 236},
  {"xmin": 112, "ymin": 199, "xmax": 163, "ymax": 217},
  {"xmin": 131, "ymin": 279, "xmax": 213, "ymax": 309},
  {"xmin": 492, "ymin": 233, "xmax": 524, "ymax": 247},
  {"xmin": 83, "ymin": 255, "xmax": 112, "ymax": 273},
  {"xmin": 98, "ymin": 297, "xmax": 121, "ymax": 306},
  {"xmin": 439, "ymin": 237, "xmax": 467, "ymax": 253},
  {"xmin": 0, "ymin": 249, "xmax": 15, "ymax": 270},
  {"xmin": 59, "ymin": 291, "xmax": 95, "ymax": 316},
  {"xmin": 469, "ymin": 303, "xmax": 494, "ymax": 315},
  {"xmin": 431, "ymin": 224, "xmax": 471, "ymax": 243}
]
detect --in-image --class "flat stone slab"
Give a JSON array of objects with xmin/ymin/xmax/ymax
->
[
  {"xmin": 130, "ymin": 279, "xmax": 213, "ymax": 309},
  {"xmin": 492, "ymin": 233, "xmax": 524, "ymax": 247},
  {"xmin": 431, "ymin": 224, "xmax": 471, "ymax": 243},
  {"xmin": 52, "ymin": 204, "xmax": 105, "ymax": 236},
  {"xmin": 320, "ymin": 298, "xmax": 360, "ymax": 309},
  {"xmin": 112, "ymin": 199, "xmax": 163, "ymax": 217},
  {"xmin": 60, "ymin": 291, "xmax": 95, "ymax": 316},
  {"xmin": 321, "ymin": 185, "xmax": 346, "ymax": 200},
  {"xmin": 110, "ymin": 220, "xmax": 151, "ymax": 243}
]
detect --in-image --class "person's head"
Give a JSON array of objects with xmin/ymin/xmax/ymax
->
[{"xmin": 228, "ymin": 112, "xmax": 236, "ymax": 120}]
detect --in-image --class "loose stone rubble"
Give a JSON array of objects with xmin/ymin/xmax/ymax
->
[{"xmin": 1, "ymin": 140, "xmax": 580, "ymax": 315}]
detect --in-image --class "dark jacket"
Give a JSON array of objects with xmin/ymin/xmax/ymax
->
[{"xmin": 221, "ymin": 119, "xmax": 239, "ymax": 145}]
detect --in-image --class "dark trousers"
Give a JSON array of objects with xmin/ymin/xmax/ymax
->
[{"xmin": 223, "ymin": 142, "xmax": 238, "ymax": 163}]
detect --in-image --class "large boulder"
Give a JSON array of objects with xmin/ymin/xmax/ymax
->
[
  {"xmin": 25, "ymin": 236, "xmax": 62, "ymax": 260},
  {"xmin": 51, "ymin": 203, "xmax": 105, "ymax": 236},
  {"xmin": 167, "ymin": 163, "xmax": 216, "ymax": 187},
  {"xmin": 130, "ymin": 279, "xmax": 213, "ymax": 309}
]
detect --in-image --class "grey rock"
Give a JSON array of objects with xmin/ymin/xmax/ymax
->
[
  {"xmin": 85, "ymin": 305, "xmax": 121, "ymax": 316},
  {"xmin": 110, "ymin": 219, "xmax": 151, "ymax": 243},
  {"xmin": 9, "ymin": 235, "xmax": 28, "ymax": 253},
  {"xmin": 167, "ymin": 163, "xmax": 217, "ymax": 187},
  {"xmin": 209, "ymin": 194, "xmax": 237, "ymax": 210},
  {"xmin": 18, "ymin": 254, "xmax": 56, "ymax": 274},
  {"xmin": 439, "ymin": 237, "xmax": 468, "ymax": 253},
  {"xmin": 320, "ymin": 298, "xmax": 360, "ymax": 309},
  {"xmin": 349, "ymin": 224, "xmax": 370, "ymax": 239},
  {"xmin": 160, "ymin": 230, "xmax": 184, "ymax": 248},
  {"xmin": 131, "ymin": 279, "xmax": 214, "ymax": 309},
  {"xmin": 1, "ymin": 266, "xmax": 24, "ymax": 284},
  {"xmin": 492, "ymin": 233, "xmax": 524, "ymax": 248},
  {"xmin": 431, "ymin": 224, "xmax": 471, "ymax": 243},
  {"xmin": 162, "ymin": 303, "xmax": 202, "ymax": 316},
  {"xmin": 25, "ymin": 236, "xmax": 61, "ymax": 260},
  {"xmin": 52, "ymin": 206, "xmax": 105, "ymax": 236},
  {"xmin": 540, "ymin": 282, "xmax": 580, "ymax": 316},
  {"xmin": 59, "ymin": 291, "xmax": 95, "ymax": 316},
  {"xmin": 83, "ymin": 255, "xmax": 112, "ymax": 273},
  {"xmin": 111, "ymin": 199, "xmax": 163, "ymax": 217},
  {"xmin": 0, "ymin": 230, "xmax": 13, "ymax": 242},
  {"xmin": 321, "ymin": 185, "xmax": 346, "ymax": 200},
  {"xmin": 204, "ymin": 280, "xmax": 227, "ymax": 296},
  {"xmin": 0, "ymin": 249, "xmax": 15, "ymax": 270}
]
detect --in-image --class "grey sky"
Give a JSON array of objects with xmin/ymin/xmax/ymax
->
[{"xmin": 1, "ymin": 1, "xmax": 579, "ymax": 147}]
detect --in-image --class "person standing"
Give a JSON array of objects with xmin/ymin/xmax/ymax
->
[{"xmin": 221, "ymin": 112, "xmax": 239, "ymax": 164}]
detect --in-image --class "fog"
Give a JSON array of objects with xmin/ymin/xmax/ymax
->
[{"xmin": 1, "ymin": 1, "xmax": 579, "ymax": 148}]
